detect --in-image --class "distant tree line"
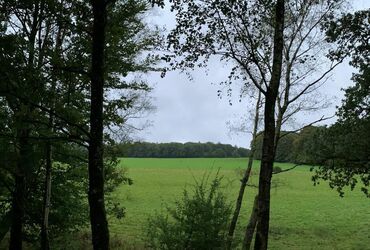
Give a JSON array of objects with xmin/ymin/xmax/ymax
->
[
  {"xmin": 111, "ymin": 142, "xmax": 250, "ymax": 158},
  {"xmin": 252, "ymin": 126, "xmax": 326, "ymax": 164}
]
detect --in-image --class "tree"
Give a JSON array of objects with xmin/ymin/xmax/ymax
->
[
  {"xmin": 168, "ymin": 0, "xmax": 348, "ymax": 247},
  {"xmin": 87, "ymin": 0, "xmax": 163, "ymax": 247},
  {"xmin": 0, "ymin": 1, "xmax": 93, "ymax": 247},
  {"xmin": 167, "ymin": 1, "xmax": 285, "ymax": 248},
  {"xmin": 0, "ymin": 1, "xmax": 46, "ymax": 247},
  {"xmin": 88, "ymin": 0, "xmax": 110, "ymax": 248},
  {"xmin": 0, "ymin": 0, "xmax": 161, "ymax": 248},
  {"xmin": 227, "ymin": 91, "xmax": 261, "ymax": 249},
  {"xmin": 310, "ymin": 8, "xmax": 370, "ymax": 197}
]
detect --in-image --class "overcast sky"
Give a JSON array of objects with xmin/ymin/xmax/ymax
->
[{"xmin": 131, "ymin": 0, "xmax": 370, "ymax": 148}]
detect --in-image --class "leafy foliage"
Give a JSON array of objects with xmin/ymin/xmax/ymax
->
[
  {"xmin": 146, "ymin": 174, "xmax": 232, "ymax": 250},
  {"xmin": 309, "ymin": 123, "xmax": 370, "ymax": 197},
  {"xmin": 0, "ymin": 142, "xmax": 130, "ymax": 243},
  {"xmin": 0, "ymin": 0, "xmax": 160, "ymax": 245},
  {"xmin": 308, "ymin": 8, "xmax": 370, "ymax": 198}
]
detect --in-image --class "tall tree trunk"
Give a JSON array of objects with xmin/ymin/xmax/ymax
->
[
  {"xmin": 9, "ymin": 175, "xmax": 25, "ymax": 250},
  {"xmin": 227, "ymin": 91, "xmax": 261, "ymax": 249},
  {"xmin": 40, "ymin": 22, "xmax": 62, "ymax": 249},
  {"xmin": 254, "ymin": 1, "xmax": 285, "ymax": 250},
  {"xmin": 242, "ymin": 195, "xmax": 258, "ymax": 250},
  {"xmin": 9, "ymin": 128, "xmax": 30, "ymax": 250},
  {"xmin": 88, "ymin": 0, "xmax": 109, "ymax": 249},
  {"xmin": 8, "ymin": 2, "xmax": 43, "ymax": 249},
  {"xmin": 40, "ymin": 140, "xmax": 52, "ymax": 250}
]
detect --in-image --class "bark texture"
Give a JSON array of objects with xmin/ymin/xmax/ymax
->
[
  {"xmin": 243, "ymin": 195, "xmax": 258, "ymax": 250},
  {"xmin": 254, "ymin": 1, "xmax": 285, "ymax": 249},
  {"xmin": 40, "ymin": 141, "xmax": 52, "ymax": 250},
  {"xmin": 88, "ymin": 0, "xmax": 110, "ymax": 249}
]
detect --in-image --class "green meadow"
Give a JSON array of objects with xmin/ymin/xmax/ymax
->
[{"xmin": 107, "ymin": 158, "xmax": 370, "ymax": 250}]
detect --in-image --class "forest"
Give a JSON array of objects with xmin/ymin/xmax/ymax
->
[
  {"xmin": 0, "ymin": 0, "xmax": 369, "ymax": 249},
  {"xmin": 111, "ymin": 142, "xmax": 250, "ymax": 158}
]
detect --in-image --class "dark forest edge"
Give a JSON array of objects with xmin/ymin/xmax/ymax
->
[{"xmin": 108, "ymin": 142, "xmax": 250, "ymax": 158}]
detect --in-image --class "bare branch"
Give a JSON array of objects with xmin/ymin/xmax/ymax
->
[
  {"xmin": 279, "ymin": 115, "xmax": 334, "ymax": 140},
  {"xmin": 287, "ymin": 60, "xmax": 342, "ymax": 105},
  {"xmin": 214, "ymin": 8, "xmax": 267, "ymax": 95},
  {"xmin": 273, "ymin": 164, "xmax": 301, "ymax": 175}
]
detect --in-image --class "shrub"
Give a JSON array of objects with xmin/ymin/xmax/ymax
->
[{"xmin": 146, "ymin": 173, "xmax": 232, "ymax": 250}]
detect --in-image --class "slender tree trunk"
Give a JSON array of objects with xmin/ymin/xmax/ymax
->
[
  {"xmin": 40, "ymin": 22, "xmax": 62, "ymax": 249},
  {"xmin": 254, "ymin": 1, "xmax": 285, "ymax": 250},
  {"xmin": 9, "ymin": 175, "xmax": 25, "ymax": 250},
  {"xmin": 88, "ymin": 0, "xmax": 109, "ymax": 249},
  {"xmin": 243, "ymin": 195, "xmax": 258, "ymax": 250},
  {"xmin": 227, "ymin": 91, "xmax": 261, "ymax": 249},
  {"xmin": 40, "ymin": 140, "xmax": 52, "ymax": 250},
  {"xmin": 274, "ymin": 110, "xmax": 283, "ymax": 149},
  {"xmin": 9, "ymin": 128, "xmax": 29, "ymax": 250}
]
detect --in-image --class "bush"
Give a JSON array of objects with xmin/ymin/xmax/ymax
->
[{"xmin": 146, "ymin": 173, "xmax": 232, "ymax": 250}]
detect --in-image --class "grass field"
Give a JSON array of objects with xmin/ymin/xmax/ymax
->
[{"xmin": 106, "ymin": 158, "xmax": 370, "ymax": 249}]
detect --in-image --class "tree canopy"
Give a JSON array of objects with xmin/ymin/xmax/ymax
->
[{"xmin": 309, "ymin": 9, "xmax": 370, "ymax": 197}]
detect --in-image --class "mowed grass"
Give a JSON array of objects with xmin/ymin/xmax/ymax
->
[{"xmin": 109, "ymin": 158, "xmax": 370, "ymax": 250}]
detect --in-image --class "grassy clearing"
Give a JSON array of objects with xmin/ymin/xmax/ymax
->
[{"xmin": 109, "ymin": 158, "xmax": 369, "ymax": 249}]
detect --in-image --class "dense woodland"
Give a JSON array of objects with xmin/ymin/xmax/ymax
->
[
  {"xmin": 112, "ymin": 142, "xmax": 250, "ymax": 158},
  {"xmin": 252, "ymin": 126, "xmax": 324, "ymax": 164},
  {"xmin": 112, "ymin": 126, "xmax": 329, "ymax": 162},
  {"xmin": 0, "ymin": 0, "xmax": 369, "ymax": 249}
]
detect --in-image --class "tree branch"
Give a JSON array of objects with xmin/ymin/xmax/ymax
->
[
  {"xmin": 279, "ymin": 115, "xmax": 334, "ymax": 140},
  {"xmin": 273, "ymin": 164, "xmax": 301, "ymax": 175}
]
